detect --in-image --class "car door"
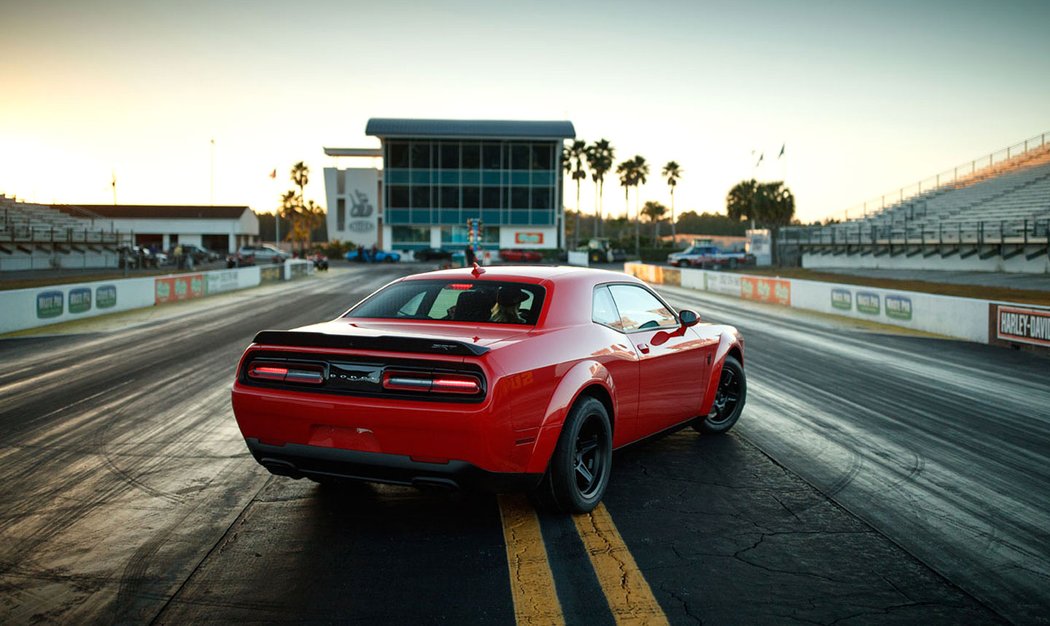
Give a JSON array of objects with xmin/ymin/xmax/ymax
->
[
  {"xmin": 591, "ymin": 285, "xmax": 642, "ymax": 445},
  {"xmin": 608, "ymin": 284, "xmax": 710, "ymax": 435}
]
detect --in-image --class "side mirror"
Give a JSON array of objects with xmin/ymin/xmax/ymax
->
[{"xmin": 652, "ymin": 309, "xmax": 701, "ymax": 347}]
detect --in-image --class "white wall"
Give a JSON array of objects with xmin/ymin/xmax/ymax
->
[
  {"xmin": 567, "ymin": 250, "xmax": 589, "ymax": 266},
  {"xmin": 1, "ymin": 265, "xmax": 267, "ymax": 335},
  {"xmin": 625, "ymin": 263, "xmax": 992, "ymax": 343},
  {"xmin": 789, "ymin": 278, "xmax": 989, "ymax": 342}
]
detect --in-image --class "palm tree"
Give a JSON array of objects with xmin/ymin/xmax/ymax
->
[
  {"xmin": 563, "ymin": 140, "xmax": 588, "ymax": 248},
  {"xmin": 586, "ymin": 139, "xmax": 615, "ymax": 237},
  {"xmin": 292, "ymin": 161, "xmax": 309, "ymax": 200},
  {"xmin": 726, "ymin": 179, "xmax": 758, "ymax": 222},
  {"xmin": 641, "ymin": 201, "xmax": 667, "ymax": 245},
  {"xmin": 630, "ymin": 155, "xmax": 649, "ymax": 257},
  {"xmin": 278, "ymin": 190, "xmax": 297, "ymax": 242},
  {"xmin": 280, "ymin": 162, "xmax": 325, "ymax": 255},
  {"xmin": 616, "ymin": 158, "xmax": 635, "ymax": 245},
  {"xmin": 662, "ymin": 161, "xmax": 682, "ymax": 246}
]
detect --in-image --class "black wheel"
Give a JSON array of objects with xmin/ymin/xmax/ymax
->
[
  {"xmin": 728, "ymin": 259, "xmax": 738, "ymax": 270},
  {"xmin": 532, "ymin": 396, "xmax": 612, "ymax": 513},
  {"xmin": 694, "ymin": 355, "xmax": 745, "ymax": 434}
]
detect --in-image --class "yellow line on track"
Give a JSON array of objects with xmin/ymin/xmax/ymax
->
[
  {"xmin": 572, "ymin": 503, "xmax": 669, "ymax": 625},
  {"xmin": 498, "ymin": 494, "xmax": 565, "ymax": 625}
]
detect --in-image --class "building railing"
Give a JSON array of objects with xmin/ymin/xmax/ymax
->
[
  {"xmin": 781, "ymin": 217, "xmax": 1050, "ymax": 247},
  {"xmin": 822, "ymin": 131, "xmax": 1049, "ymax": 223},
  {"xmin": 0, "ymin": 224, "xmax": 124, "ymax": 245}
]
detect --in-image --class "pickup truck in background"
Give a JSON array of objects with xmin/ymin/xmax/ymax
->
[{"xmin": 667, "ymin": 245, "xmax": 755, "ymax": 269}]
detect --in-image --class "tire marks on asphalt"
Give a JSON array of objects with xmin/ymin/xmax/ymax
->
[
  {"xmin": 0, "ymin": 267, "xmax": 408, "ymax": 623},
  {"xmin": 659, "ymin": 284, "xmax": 1050, "ymax": 624}
]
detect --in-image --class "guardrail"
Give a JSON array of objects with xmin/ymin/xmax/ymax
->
[
  {"xmin": 0, "ymin": 225, "xmax": 124, "ymax": 244},
  {"xmin": 781, "ymin": 218, "xmax": 1050, "ymax": 247}
]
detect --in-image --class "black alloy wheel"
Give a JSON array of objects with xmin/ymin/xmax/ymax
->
[
  {"xmin": 533, "ymin": 396, "xmax": 612, "ymax": 513},
  {"xmin": 694, "ymin": 355, "xmax": 746, "ymax": 434}
]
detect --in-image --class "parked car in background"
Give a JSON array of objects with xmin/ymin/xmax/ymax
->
[
  {"xmin": 667, "ymin": 245, "xmax": 755, "ymax": 269},
  {"xmin": 228, "ymin": 244, "xmax": 289, "ymax": 268},
  {"xmin": 231, "ymin": 266, "xmax": 746, "ymax": 513},
  {"xmin": 346, "ymin": 248, "xmax": 401, "ymax": 263},
  {"xmin": 499, "ymin": 248, "xmax": 544, "ymax": 263},
  {"xmin": 413, "ymin": 248, "xmax": 453, "ymax": 262},
  {"xmin": 117, "ymin": 245, "xmax": 161, "ymax": 269},
  {"xmin": 180, "ymin": 244, "xmax": 220, "ymax": 264}
]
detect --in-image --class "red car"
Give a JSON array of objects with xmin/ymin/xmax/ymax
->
[
  {"xmin": 499, "ymin": 248, "xmax": 544, "ymax": 263},
  {"xmin": 231, "ymin": 266, "xmax": 746, "ymax": 512}
]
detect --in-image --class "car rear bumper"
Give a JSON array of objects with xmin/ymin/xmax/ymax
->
[{"xmin": 245, "ymin": 438, "xmax": 542, "ymax": 492}]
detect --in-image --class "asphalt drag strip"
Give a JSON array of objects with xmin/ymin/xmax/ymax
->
[
  {"xmin": 155, "ymin": 478, "xmax": 515, "ymax": 624},
  {"xmin": 153, "ymin": 430, "xmax": 998, "ymax": 624}
]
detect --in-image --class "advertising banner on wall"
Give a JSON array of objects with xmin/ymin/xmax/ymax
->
[
  {"xmin": 206, "ymin": 270, "xmax": 240, "ymax": 295},
  {"xmin": 705, "ymin": 272, "xmax": 742, "ymax": 296},
  {"xmin": 740, "ymin": 276, "xmax": 791, "ymax": 306},
  {"xmin": 155, "ymin": 274, "xmax": 204, "ymax": 304},
  {"xmin": 995, "ymin": 304, "xmax": 1050, "ymax": 347}
]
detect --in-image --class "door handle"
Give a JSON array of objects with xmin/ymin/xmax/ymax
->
[{"xmin": 637, "ymin": 343, "xmax": 650, "ymax": 354}]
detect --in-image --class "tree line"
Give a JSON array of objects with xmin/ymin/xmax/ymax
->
[{"xmin": 562, "ymin": 139, "xmax": 796, "ymax": 251}]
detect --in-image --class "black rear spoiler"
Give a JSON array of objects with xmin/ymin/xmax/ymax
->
[{"xmin": 251, "ymin": 330, "xmax": 490, "ymax": 357}]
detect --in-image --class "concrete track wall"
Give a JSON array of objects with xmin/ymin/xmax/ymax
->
[
  {"xmin": 0, "ymin": 260, "xmax": 313, "ymax": 334},
  {"xmin": 626, "ymin": 263, "xmax": 1049, "ymax": 350}
]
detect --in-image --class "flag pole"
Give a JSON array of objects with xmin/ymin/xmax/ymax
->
[{"xmin": 209, "ymin": 138, "xmax": 215, "ymax": 205}]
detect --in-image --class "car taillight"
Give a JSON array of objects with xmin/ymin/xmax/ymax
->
[
  {"xmin": 382, "ymin": 371, "xmax": 481, "ymax": 395},
  {"xmin": 247, "ymin": 362, "xmax": 324, "ymax": 385}
]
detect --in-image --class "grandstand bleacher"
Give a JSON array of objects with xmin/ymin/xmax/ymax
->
[
  {"xmin": 0, "ymin": 195, "xmax": 125, "ymax": 271},
  {"xmin": 781, "ymin": 133, "xmax": 1050, "ymax": 274}
]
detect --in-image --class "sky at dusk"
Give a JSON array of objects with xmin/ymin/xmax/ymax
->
[{"xmin": 2, "ymin": 0, "xmax": 1048, "ymax": 225}]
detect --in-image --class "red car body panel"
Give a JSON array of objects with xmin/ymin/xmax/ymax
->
[{"xmin": 231, "ymin": 266, "xmax": 743, "ymax": 490}]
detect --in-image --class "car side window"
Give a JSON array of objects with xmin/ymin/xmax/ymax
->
[
  {"xmin": 397, "ymin": 291, "xmax": 427, "ymax": 317},
  {"xmin": 608, "ymin": 285, "xmax": 677, "ymax": 332},
  {"xmin": 592, "ymin": 286, "xmax": 623, "ymax": 330}
]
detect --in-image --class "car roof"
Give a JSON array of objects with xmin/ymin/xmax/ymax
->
[
  {"xmin": 400, "ymin": 264, "xmax": 626, "ymax": 284},
  {"xmin": 397, "ymin": 265, "xmax": 647, "ymax": 328}
]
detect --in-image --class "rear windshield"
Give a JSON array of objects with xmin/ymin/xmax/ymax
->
[{"xmin": 345, "ymin": 279, "xmax": 545, "ymax": 325}]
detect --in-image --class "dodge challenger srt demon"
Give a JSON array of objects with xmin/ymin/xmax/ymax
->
[{"xmin": 232, "ymin": 265, "xmax": 746, "ymax": 513}]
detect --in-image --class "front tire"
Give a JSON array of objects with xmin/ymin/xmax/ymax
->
[
  {"xmin": 694, "ymin": 355, "xmax": 746, "ymax": 434},
  {"xmin": 533, "ymin": 397, "xmax": 612, "ymax": 513}
]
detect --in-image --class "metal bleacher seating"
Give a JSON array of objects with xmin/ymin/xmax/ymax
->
[
  {"xmin": 0, "ymin": 195, "xmax": 123, "ymax": 271},
  {"xmin": 780, "ymin": 132, "xmax": 1050, "ymax": 269}
]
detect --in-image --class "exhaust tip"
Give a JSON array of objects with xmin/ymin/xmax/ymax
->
[{"xmin": 260, "ymin": 458, "xmax": 303, "ymax": 479}]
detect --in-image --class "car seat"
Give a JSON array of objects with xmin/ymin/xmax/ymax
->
[{"xmin": 454, "ymin": 290, "xmax": 496, "ymax": 322}]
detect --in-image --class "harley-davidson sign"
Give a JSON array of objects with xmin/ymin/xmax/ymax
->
[{"xmin": 997, "ymin": 305, "xmax": 1050, "ymax": 347}]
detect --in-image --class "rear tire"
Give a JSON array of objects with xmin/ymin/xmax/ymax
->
[
  {"xmin": 694, "ymin": 355, "xmax": 746, "ymax": 434},
  {"xmin": 531, "ymin": 396, "xmax": 612, "ymax": 513}
]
